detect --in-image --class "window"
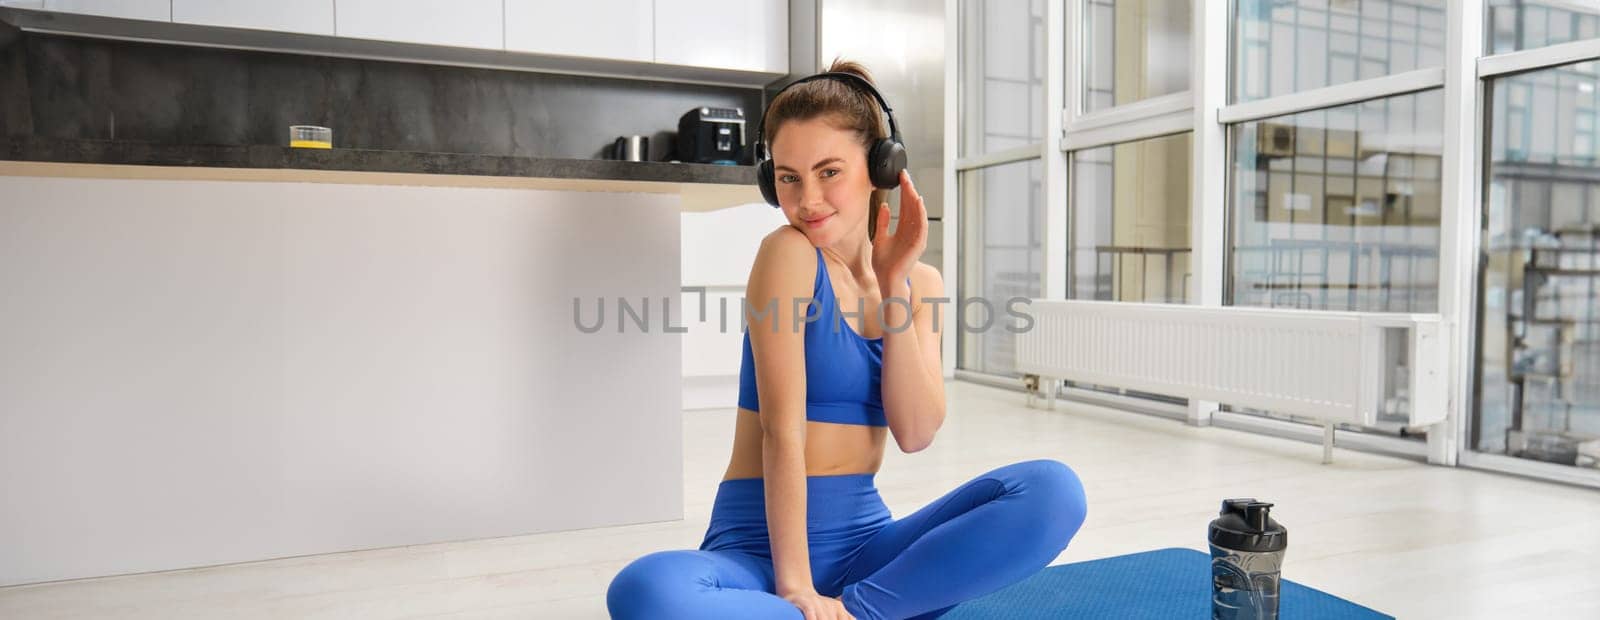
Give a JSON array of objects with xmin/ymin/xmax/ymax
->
[
  {"xmin": 1488, "ymin": 0, "xmax": 1600, "ymax": 55},
  {"xmin": 958, "ymin": 0, "xmax": 1048, "ymax": 378},
  {"xmin": 960, "ymin": 0, "xmax": 1047, "ymax": 156},
  {"xmin": 1069, "ymin": 132, "xmax": 1194, "ymax": 302},
  {"xmin": 959, "ymin": 159, "xmax": 1045, "ymax": 376},
  {"xmin": 1228, "ymin": 90, "xmax": 1444, "ymax": 313},
  {"xmin": 1232, "ymin": 0, "xmax": 1447, "ymax": 103},
  {"xmin": 1082, "ymin": 0, "xmax": 1191, "ymax": 113},
  {"xmin": 1476, "ymin": 60, "xmax": 1600, "ymax": 463}
]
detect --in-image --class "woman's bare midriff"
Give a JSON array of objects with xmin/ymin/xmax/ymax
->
[{"xmin": 722, "ymin": 407, "xmax": 888, "ymax": 481}]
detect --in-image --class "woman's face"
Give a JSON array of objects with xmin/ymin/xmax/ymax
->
[{"xmin": 769, "ymin": 116, "xmax": 873, "ymax": 247}]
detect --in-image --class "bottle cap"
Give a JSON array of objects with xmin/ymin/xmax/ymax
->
[{"xmin": 1207, "ymin": 497, "xmax": 1288, "ymax": 553}]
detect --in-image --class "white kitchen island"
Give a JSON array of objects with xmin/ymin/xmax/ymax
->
[{"xmin": 0, "ymin": 157, "xmax": 759, "ymax": 586}]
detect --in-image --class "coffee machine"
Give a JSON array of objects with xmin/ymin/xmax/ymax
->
[{"xmin": 676, "ymin": 107, "xmax": 746, "ymax": 165}]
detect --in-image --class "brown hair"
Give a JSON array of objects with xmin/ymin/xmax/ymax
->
[{"xmin": 762, "ymin": 58, "xmax": 892, "ymax": 239}]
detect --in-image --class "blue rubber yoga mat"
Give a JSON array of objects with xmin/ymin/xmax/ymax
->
[{"xmin": 942, "ymin": 548, "xmax": 1391, "ymax": 619}]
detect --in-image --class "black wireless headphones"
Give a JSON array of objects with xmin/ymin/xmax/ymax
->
[{"xmin": 755, "ymin": 71, "xmax": 907, "ymax": 208}]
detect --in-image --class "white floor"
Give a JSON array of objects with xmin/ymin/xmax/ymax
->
[{"xmin": 4, "ymin": 380, "xmax": 1600, "ymax": 619}]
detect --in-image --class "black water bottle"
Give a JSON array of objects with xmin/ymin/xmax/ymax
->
[{"xmin": 1208, "ymin": 498, "xmax": 1287, "ymax": 620}]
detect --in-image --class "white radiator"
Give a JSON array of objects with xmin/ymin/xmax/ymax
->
[{"xmin": 1015, "ymin": 300, "xmax": 1446, "ymax": 429}]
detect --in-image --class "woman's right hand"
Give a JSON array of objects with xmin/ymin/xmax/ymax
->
[{"xmin": 780, "ymin": 589, "xmax": 855, "ymax": 620}]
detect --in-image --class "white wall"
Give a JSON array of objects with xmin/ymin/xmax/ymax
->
[{"xmin": 0, "ymin": 175, "xmax": 682, "ymax": 586}]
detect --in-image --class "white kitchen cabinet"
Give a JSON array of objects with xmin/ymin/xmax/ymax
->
[
  {"xmin": 654, "ymin": 0, "xmax": 786, "ymax": 74},
  {"xmin": 505, "ymin": 0, "xmax": 652, "ymax": 63},
  {"xmin": 4, "ymin": 0, "xmax": 787, "ymax": 85},
  {"xmin": 0, "ymin": 174, "xmax": 685, "ymax": 587},
  {"xmin": 681, "ymin": 289, "xmax": 748, "ymax": 377},
  {"xmin": 335, "ymin": 0, "xmax": 502, "ymax": 50},
  {"xmin": 172, "ymin": 0, "xmax": 332, "ymax": 36},
  {"xmin": 40, "ymin": 0, "xmax": 169, "ymax": 21},
  {"xmin": 680, "ymin": 203, "xmax": 781, "ymax": 380}
]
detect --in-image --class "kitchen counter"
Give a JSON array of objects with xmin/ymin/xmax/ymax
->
[
  {"xmin": 1, "ymin": 165, "xmax": 690, "ymax": 585},
  {"xmin": 0, "ymin": 137, "xmax": 762, "ymax": 211}
]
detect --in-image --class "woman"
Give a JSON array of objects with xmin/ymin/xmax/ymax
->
[{"xmin": 607, "ymin": 60, "xmax": 1087, "ymax": 620}]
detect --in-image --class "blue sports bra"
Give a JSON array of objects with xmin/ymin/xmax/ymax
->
[{"xmin": 736, "ymin": 247, "xmax": 908, "ymax": 427}]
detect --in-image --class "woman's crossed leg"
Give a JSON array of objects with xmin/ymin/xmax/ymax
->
[{"xmin": 607, "ymin": 459, "xmax": 1087, "ymax": 620}]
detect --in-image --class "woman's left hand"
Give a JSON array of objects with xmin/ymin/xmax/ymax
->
[{"xmin": 871, "ymin": 169, "xmax": 927, "ymax": 293}]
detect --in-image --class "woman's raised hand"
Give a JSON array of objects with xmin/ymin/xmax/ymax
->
[{"xmin": 870, "ymin": 169, "xmax": 928, "ymax": 293}]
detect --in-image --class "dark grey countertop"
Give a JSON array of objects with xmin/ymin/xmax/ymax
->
[{"xmin": 2, "ymin": 137, "xmax": 758, "ymax": 186}]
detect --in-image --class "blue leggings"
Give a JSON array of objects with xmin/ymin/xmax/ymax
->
[{"xmin": 607, "ymin": 459, "xmax": 1087, "ymax": 620}]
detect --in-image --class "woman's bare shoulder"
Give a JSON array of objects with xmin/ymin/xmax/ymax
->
[
  {"xmin": 747, "ymin": 225, "xmax": 815, "ymax": 288},
  {"xmin": 759, "ymin": 224, "xmax": 809, "ymax": 253}
]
